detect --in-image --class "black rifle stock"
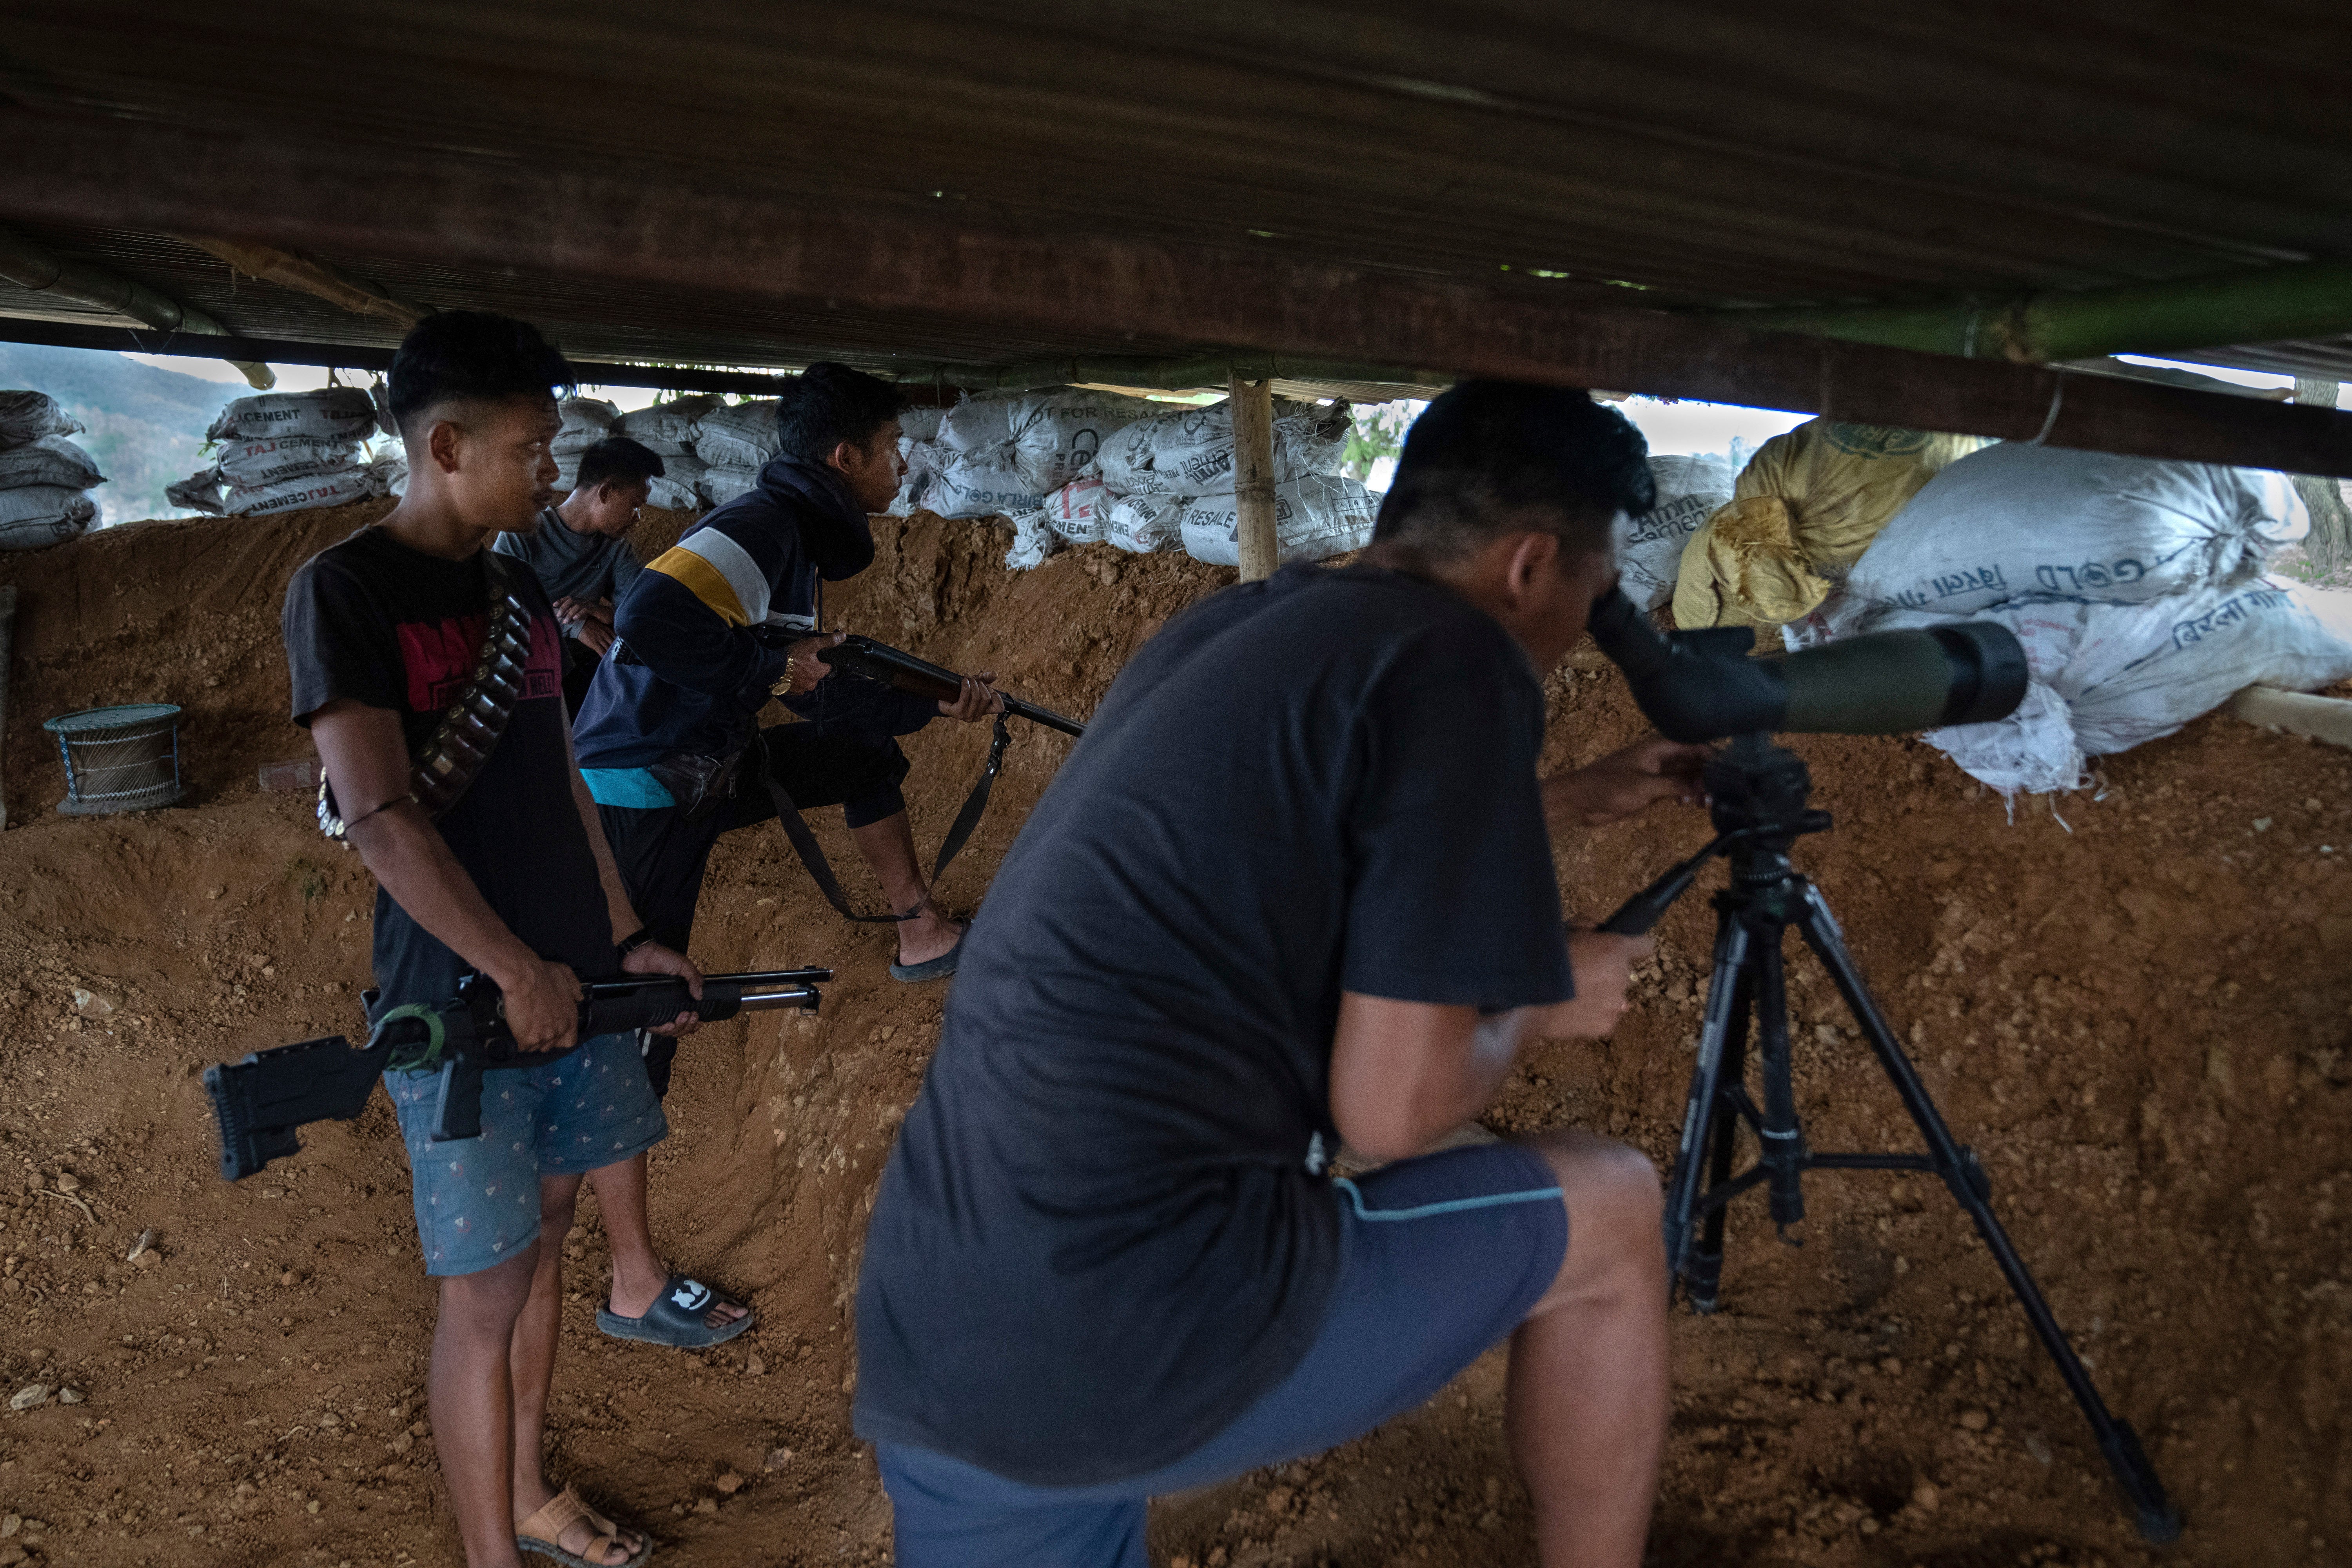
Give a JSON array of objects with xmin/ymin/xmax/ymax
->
[
  {"xmin": 818, "ymin": 634, "xmax": 1086, "ymax": 737},
  {"xmin": 203, "ymin": 969, "xmax": 829, "ymax": 1181}
]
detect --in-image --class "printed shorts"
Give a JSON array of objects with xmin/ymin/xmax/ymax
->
[
  {"xmin": 387, "ymin": 1031, "xmax": 668, "ymax": 1277},
  {"xmin": 875, "ymin": 1140, "xmax": 1569, "ymax": 1568}
]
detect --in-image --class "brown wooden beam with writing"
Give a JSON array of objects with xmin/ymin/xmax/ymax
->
[{"xmin": 3, "ymin": 107, "xmax": 2348, "ymax": 476}]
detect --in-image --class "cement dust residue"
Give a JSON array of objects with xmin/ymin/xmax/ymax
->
[{"xmin": 0, "ymin": 506, "xmax": 2347, "ymax": 1566}]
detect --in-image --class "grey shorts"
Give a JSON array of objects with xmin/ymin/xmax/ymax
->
[{"xmin": 387, "ymin": 1031, "xmax": 667, "ymax": 1277}]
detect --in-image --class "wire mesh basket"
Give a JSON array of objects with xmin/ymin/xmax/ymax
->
[{"xmin": 42, "ymin": 703, "xmax": 187, "ymax": 815}]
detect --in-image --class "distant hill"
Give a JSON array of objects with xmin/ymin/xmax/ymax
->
[{"xmin": 0, "ymin": 343, "xmax": 227, "ymax": 525}]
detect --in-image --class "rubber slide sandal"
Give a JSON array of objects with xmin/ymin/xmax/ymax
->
[
  {"xmin": 596, "ymin": 1275, "xmax": 755, "ymax": 1349},
  {"xmin": 890, "ymin": 924, "xmax": 967, "ymax": 983}
]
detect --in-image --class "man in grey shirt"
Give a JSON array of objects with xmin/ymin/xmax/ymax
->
[{"xmin": 493, "ymin": 435, "xmax": 665, "ymax": 712}]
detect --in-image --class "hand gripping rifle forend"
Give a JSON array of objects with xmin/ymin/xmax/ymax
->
[
  {"xmin": 204, "ymin": 969, "xmax": 831, "ymax": 1181},
  {"xmin": 818, "ymin": 634, "xmax": 1087, "ymax": 738}
]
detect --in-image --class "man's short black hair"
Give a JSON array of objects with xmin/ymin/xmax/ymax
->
[
  {"xmin": 1371, "ymin": 381, "xmax": 1654, "ymax": 559},
  {"xmin": 574, "ymin": 436, "xmax": 666, "ymax": 492},
  {"xmin": 388, "ymin": 311, "xmax": 575, "ymax": 438},
  {"xmin": 775, "ymin": 361, "xmax": 911, "ymax": 463}
]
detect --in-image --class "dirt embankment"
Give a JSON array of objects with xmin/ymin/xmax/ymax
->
[{"xmin": 0, "ymin": 505, "xmax": 2347, "ymax": 1568}]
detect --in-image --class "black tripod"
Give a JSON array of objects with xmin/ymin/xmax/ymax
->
[{"xmin": 1601, "ymin": 734, "xmax": 2180, "ymax": 1544}]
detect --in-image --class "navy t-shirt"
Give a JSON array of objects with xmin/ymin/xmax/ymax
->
[
  {"xmin": 282, "ymin": 526, "xmax": 615, "ymax": 1009},
  {"xmin": 853, "ymin": 562, "xmax": 1574, "ymax": 1485}
]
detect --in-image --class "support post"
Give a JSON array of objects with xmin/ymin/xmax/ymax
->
[
  {"xmin": 1230, "ymin": 374, "xmax": 1278, "ymax": 581},
  {"xmin": 2294, "ymin": 379, "xmax": 2352, "ymax": 573}
]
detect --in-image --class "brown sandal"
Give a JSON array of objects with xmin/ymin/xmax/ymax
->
[{"xmin": 517, "ymin": 1484, "xmax": 653, "ymax": 1568}]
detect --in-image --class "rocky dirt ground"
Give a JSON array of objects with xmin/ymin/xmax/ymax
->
[{"xmin": 0, "ymin": 502, "xmax": 2346, "ymax": 1567}]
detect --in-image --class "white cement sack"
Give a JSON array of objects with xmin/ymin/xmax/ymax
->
[
  {"xmin": 1180, "ymin": 474, "xmax": 1377, "ymax": 567},
  {"xmin": 215, "ymin": 436, "xmax": 360, "ymax": 489},
  {"xmin": 1841, "ymin": 443, "xmax": 2307, "ymax": 621},
  {"xmin": 927, "ymin": 447, "xmax": 1045, "ymax": 521},
  {"xmin": 207, "ymin": 387, "xmax": 380, "ymax": 443},
  {"xmin": 646, "ymin": 454, "xmax": 704, "ymax": 512},
  {"xmin": 225, "ymin": 469, "xmax": 377, "ymax": 516},
  {"xmin": 1105, "ymin": 492, "xmax": 1185, "ymax": 555},
  {"xmin": 377, "ymin": 453, "xmax": 408, "ymax": 500},
  {"xmin": 1895, "ymin": 581, "xmax": 2352, "ymax": 795},
  {"xmin": 1621, "ymin": 454, "xmax": 1737, "ymax": 611},
  {"xmin": 693, "ymin": 401, "xmax": 782, "ymax": 469},
  {"xmin": 1041, "ymin": 476, "xmax": 1112, "ymax": 545},
  {"xmin": 0, "ymin": 485, "xmax": 96, "ymax": 549},
  {"xmin": 167, "ymin": 470, "xmax": 227, "ymax": 516},
  {"xmin": 1098, "ymin": 398, "xmax": 1349, "ymax": 498},
  {"xmin": 554, "ymin": 397, "xmax": 620, "ymax": 457},
  {"xmin": 0, "ymin": 435, "xmax": 107, "ymax": 492},
  {"xmin": 614, "ymin": 396, "xmax": 716, "ymax": 457},
  {"xmin": 899, "ymin": 406, "xmax": 944, "ymax": 443},
  {"xmin": 1012, "ymin": 389, "xmax": 1162, "ymax": 493},
  {"xmin": 698, "ymin": 464, "xmax": 762, "ymax": 508},
  {"xmin": 939, "ymin": 391, "xmax": 1026, "ymax": 453},
  {"xmin": 0, "ymin": 391, "xmax": 83, "ymax": 450},
  {"xmin": 1005, "ymin": 512, "xmax": 1062, "ymax": 572}
]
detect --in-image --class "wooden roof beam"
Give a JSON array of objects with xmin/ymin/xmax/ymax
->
[{"xmin": 2, "ymin": 107, "xmax": 2348, "ymax": 475}]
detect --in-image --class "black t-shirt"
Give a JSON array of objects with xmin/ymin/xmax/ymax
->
[
  {"xmin": 282, "ymin": 526, "xmax": 615, "ymax": 1009},
  {"xmin": 853, "ymin": 563, "xmax": 1574, "ymax": 1484}
]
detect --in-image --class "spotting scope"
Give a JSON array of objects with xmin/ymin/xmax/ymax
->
[{"xmin": 1584, "ymin": 587, "xmax": 2028, "ymax": 743}]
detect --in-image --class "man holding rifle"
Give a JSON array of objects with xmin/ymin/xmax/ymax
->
[
  {"xmin": 283, "ymin": 312, "xmax": 736, "ymax": 1568},
  {"xmin": 573, "ymin": 363, "xmax": 1002, "ymax": 1004},
  {"xmin": 855, "ymin": 381, "xmax": 1708, "ymax": 1568}
]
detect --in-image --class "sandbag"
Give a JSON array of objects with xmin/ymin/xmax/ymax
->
[
  {"xmin": 0, "ymin": 436, "xmax": 107, "ymax": 492},
  {"xmin": 1893, "ymin": 582, "xmax": 2352, "ymax": 794},
  {"xmin": 898, "ymin": 406, "xmax": 945, "ymax": 443},
  {"xmin": 926, "ymin": 447, "xmax": 1044, "ymax": 521},
  {"xmin": 167, "ymin": 470, "xmax": 227, "ymax": 516},
  {"xmin": 377, "ymin": 453, "xmax": 409, "ymax": 501},
  {"xmin": 0, "ymin": 485, "xmax": 97, "ymax": 548},
  {"xmin": 1040, "ymin": 476, "xmax": 1111, "ymax": 545},
  {"xmin": 1005, "ymin": 511, "xmax": 1061, "ymax": 572},
  {"xmin": 1012, "ymin": 389, "xmax": 1162, "ymax": 493},
  {"xmin": 938, "ymin": 391, "xmax": 1025, "ymax": 453},
  {"xmin": 693, "ymin": 401, "xmax": 782, "ymax": 469},
  {"xmin": 1837, "ymin": 443, "xmax": 2306, "ymax": 622},
  {"xmin": 207, "ymin": 387, "xmax": 380, "ymax": 443},
  {"xmin": 225, "ymin": 469, "xmax": 377, "ymax": 516},
  {"xmin": 1621, "ymin": 454, "xmax": 1736, "ymax": 612},
  {"xmin": 646, "ymin": 454, "xmax": 704, "ymax": 512},
  {"xmin": 698, "ymin": 464, "xmax": 762, "ymax": 508},
  {"xmin": 214, "ymin": 436, "xmax": 360, "ymax": 489},
  {"xmin": 1179, "ymin": 474, "xmax": 1377, "ymax": 568},
  {"xmin": 614, "ymin": 395, "xmax": 717, "ymax": 456},
  {"xmin": 1097, "ymin": 397, "xmax": 1348, "ymax": 499},
  {"xmin": 1673, "ymin": 420, "xmax": 1982, "ymax": 628},
  {"xmin": 554, "ymin": 397, "xmax": 620, "ymax": 457},
  {"xmin": 0, "ymin": 391, "xmax": 83, "ymax": 450},
  {"xmin": 1104, "ymin": 493, "xmax": 1185, "ymax": 555}
]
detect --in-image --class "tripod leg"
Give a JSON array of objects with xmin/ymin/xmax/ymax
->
[
  {"xmin": 1752, "ymin": 939, "xmax": 1807, "ymax": 1235},
  {"xmin": 1685, "ymin": 969, "xmax": 1750, "ymax": 1314},
  {"xmin": 1793, "ymin": 885, "xmax": 2180, "ymax": 1544},
  {"xmin": 1661, "ymin": 917, "xmax": 1751, "ymax": 1284}
]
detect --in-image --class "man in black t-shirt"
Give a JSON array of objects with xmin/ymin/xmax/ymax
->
[
  {"xmin": 282, "ymin": 313, "xmax": 718, "ymax": 1568},
  {"xmin": 855, "ymin": 383, "xmax": 1710, "ymax": 1568}
]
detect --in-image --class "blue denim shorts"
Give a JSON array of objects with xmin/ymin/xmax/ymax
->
[
  {"xmin": 875, "ymin": 1140, "xmax": 1569, "ymax": 1568},
  {"xmin": 387, "ymin": 1031, "xmax": 667, "ymax": 1277}
]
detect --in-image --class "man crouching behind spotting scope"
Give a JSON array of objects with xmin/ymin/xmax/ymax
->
[{"xmin": 854, "ymin": 382, "xmax": 1711, "ymax": 1568}]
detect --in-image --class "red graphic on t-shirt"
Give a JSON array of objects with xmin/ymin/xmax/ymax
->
[{"xmin": 397, "ymin": 612, "xmax": 562, "ymax": 713}]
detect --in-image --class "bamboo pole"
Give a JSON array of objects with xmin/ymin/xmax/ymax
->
[{"xmin": 1230, "ymin": 375, "xmax": 1279, "ymax": 581}]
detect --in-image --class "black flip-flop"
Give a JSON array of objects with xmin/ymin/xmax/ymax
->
[
  {"xmin": 596, "ymin": 1275, "xmax": 755, "ymax": 1349},
  {"xmin": 890, "ymin": 922, "xmax": 967, "ymax": 983}
]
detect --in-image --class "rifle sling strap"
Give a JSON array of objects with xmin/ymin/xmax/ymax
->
[{"xmin": 752, "ymin": 714, "xmax": 1012, "ymax": 924}]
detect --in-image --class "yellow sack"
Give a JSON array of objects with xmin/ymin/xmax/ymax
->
[{"xmin": 1672, "ymin": 420, "xmax": 1984, "ymax": 628}]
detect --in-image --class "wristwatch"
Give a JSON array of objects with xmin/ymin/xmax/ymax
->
[{"xmin": 616, "ymin": 926, "xmax": 657, "ymax": 959}]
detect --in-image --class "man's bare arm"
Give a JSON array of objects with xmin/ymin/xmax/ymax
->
[
  {"xmin": 1328, "ymin": 931, "xmax": 1651, "ymax": 1163},
  {"xmin": 560, "ymin": 725, "xmax": 702, "ymax": 1035},
  {"xmin": 310, "ymin": 699, "xmax": 582, "ymax": 1051}
]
